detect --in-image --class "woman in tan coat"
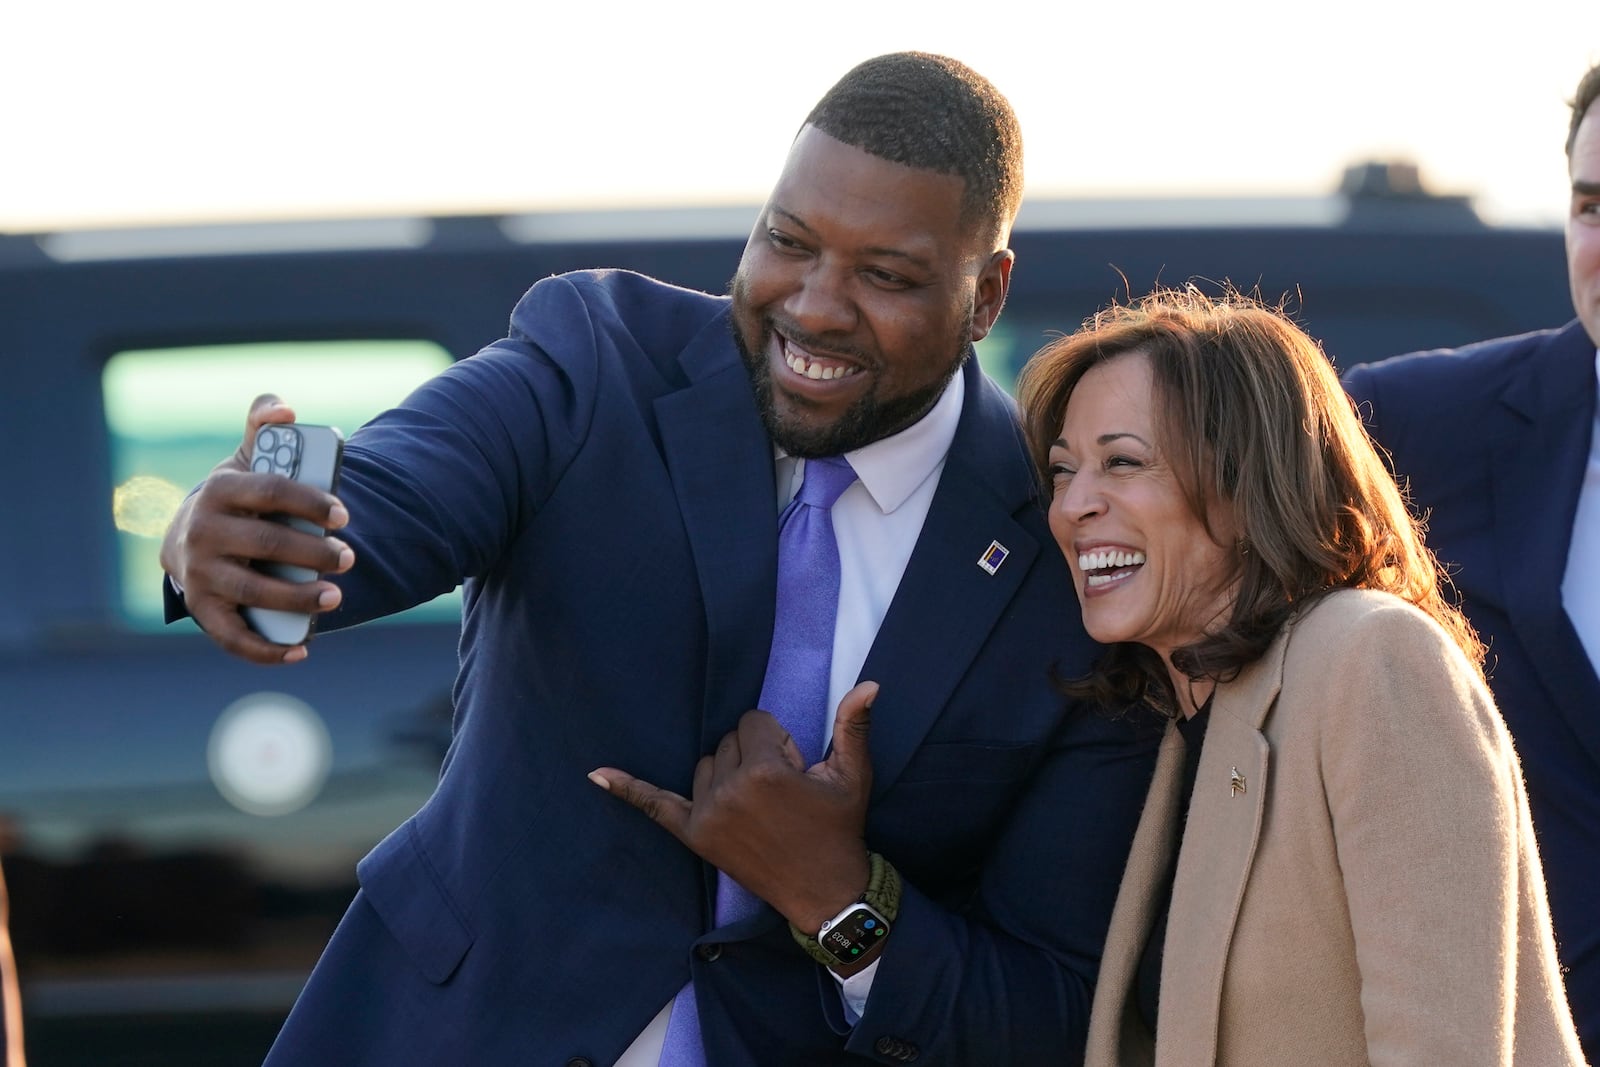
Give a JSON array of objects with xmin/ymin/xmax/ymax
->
[{"xmin": 1017, "ymin": 288, "xmax": 1586, "ymax": 1066}]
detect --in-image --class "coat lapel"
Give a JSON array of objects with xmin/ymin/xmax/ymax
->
[
  {"xmin": 1086, "ymin": 724, "xmax": 1186, "ymax": 1066},
  {"xmin": 1490, "ymin": 322, "xmax": 1600, "ymax": 769},
  {"xmin": 1155, "ymin": 631, "xmax": 1283, "ymax": 1065},
  {"xmin": 857, "ymin": 359, "xmax": 1041, "ymax": 796},
  {"xmin": 654, "ymin": 311, "xmax": 781, "ymax": 752}
]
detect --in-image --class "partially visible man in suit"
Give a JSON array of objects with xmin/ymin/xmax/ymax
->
[
  {"xmin": 160, "ymin": 52, "xmax": 1155, "ymax": 1065},
  {"xmin": 1343, "ymin": 61, "xmax": 1600, "ymax": 1060}
]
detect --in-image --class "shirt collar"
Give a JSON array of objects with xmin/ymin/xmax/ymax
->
[{"xmin": 775, "ymin": 364, "xmax": 965, "ymax": 515}]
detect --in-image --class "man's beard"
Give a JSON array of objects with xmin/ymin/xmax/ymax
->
[{"xmin": 729, "ymin": 277, "xmax": 972, "ymax": 459}]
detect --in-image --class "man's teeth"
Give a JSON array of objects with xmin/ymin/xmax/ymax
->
[
  {"xmin": 785, "ymin": 350, "xmax": 860, "ymax": 381},
  {"xmin": 1078, "ymin": 550, "xmax": 1146, "ymax": 572}
]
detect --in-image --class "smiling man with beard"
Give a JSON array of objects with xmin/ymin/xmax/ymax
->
[
  {"xmin": 161, "ymin": 52, "xmax": 1155, "ymax": 1066},
  {"xmin": 727, "ymin": 120, "xmax": 993, "ymax": 460}
]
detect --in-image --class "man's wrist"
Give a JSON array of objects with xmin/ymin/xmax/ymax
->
[{"xmin": 790, "ymin": 852, "xmax": 901, "ymax": 968}]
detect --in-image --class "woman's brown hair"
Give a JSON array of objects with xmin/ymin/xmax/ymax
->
[{"xmin": 1016, "ymin": 286, "xmax": 1483, "ymax": 715}]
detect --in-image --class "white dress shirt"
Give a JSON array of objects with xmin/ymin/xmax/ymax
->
[
  {"xmin": 619, "ymin": 372, "xmax": 966, "ymax": 1065},
  {"xmin": 1561, "ymin": 345, "xmax": 1600, "ymax": 674}
]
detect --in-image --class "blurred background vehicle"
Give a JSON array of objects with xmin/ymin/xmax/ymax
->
[{"xmin": 0, "ymin": 162, "xmax": 1570, "ymax": 1065}]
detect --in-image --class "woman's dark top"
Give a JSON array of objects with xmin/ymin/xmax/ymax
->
[{"xmin": 1135, "ymin": 700, "xmax": 1212, "ymax": 1034}]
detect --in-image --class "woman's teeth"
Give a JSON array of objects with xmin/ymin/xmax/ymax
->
[{"xmin": 1079, "ymin": 549, "xmax": 1145, "ymax": 588}]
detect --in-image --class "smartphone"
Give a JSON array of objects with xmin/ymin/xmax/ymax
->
[{"xmin": 242, "ymin": 423, "xmax": 346, "ymax": 645}]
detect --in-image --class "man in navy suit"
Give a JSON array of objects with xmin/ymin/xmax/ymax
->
[
  {"xmin": 1343, "ymin": 62, "xmax": 1600, "ymax": 1060},
  {"xmin": 161, "ymin": 53, "xmax": 1154, "ymax": 1065}
]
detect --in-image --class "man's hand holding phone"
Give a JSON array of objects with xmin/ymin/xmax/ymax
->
[{"xmin": 159, "ymin": 394, "xmax": 354, "ymax": 665}]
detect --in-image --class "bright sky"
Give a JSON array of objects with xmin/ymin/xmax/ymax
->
[{"xmin": 3, "ymin": 1, "xmax": 1595, "ymax": 232}]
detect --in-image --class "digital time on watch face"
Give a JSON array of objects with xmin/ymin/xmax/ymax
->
[{"xmin": 820, "ymin": 905, "xmax": 890, "ymax": 963}]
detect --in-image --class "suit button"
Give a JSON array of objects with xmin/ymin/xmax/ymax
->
[
  {"xmin": 873, "ymin": 1035, "xmax": 919, "ymax": 1061},
  {"xmin": 564, "ymin": 1060, "xmax": 594, "ymax": 1067},
  {"xmin": 696, "ymin": 943, "xmax": 723, "ymax": 962}
]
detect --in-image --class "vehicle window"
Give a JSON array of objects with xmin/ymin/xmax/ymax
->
[
  {"xmin": 973, "ymin": 324, "xmax": 1029, "ymax": 395},
  {"xmin": 104, "ymin": 340, "xmax": 458, "ymax": 629}
]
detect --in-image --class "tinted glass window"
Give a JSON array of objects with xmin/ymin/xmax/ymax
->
[{"xmin": 103, "ymin": 340, "xmax": 457, "ymax": 629}]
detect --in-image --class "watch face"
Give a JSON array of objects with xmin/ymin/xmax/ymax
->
[{"xmin": 819, "ymin": 905, "xmax": 890, "ymax": 964}]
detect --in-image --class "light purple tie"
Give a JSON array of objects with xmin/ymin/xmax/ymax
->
[{"xmin": 658, "ymin": 456, "xmax": 857, "ymax": 1066}]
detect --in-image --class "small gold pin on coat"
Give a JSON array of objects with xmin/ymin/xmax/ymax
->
[
  {"xmin": 977, "ymin": 540, "xmax": 1009, "ymax": 575},
  {"xmin": 1229, "ymin": 767, "xmax": 1247, "ymax": 797}
]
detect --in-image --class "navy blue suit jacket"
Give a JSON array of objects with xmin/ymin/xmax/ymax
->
[
  {"xmin": 1344, "ymin": 321, "xmax": 1600, "ymax": 1058},
  {"xmin": 253, "ymin": 270, "xmax": 1154, "ymax": 1065}
]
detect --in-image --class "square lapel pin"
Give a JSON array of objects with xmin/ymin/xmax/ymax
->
[{"xmin": 977, "ymin": 540, "xmax": 1010, "ymax": 575}]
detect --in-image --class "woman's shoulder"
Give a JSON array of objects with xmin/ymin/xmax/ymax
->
[
  {"xmin": 1288, "ymin": 588, "xmax": 1451, "ymax": 652},
  {"xmin": 1275, "ymin": 589, "xmax": 1496, "ymax": 738},
  {"xmin": 1265, "ymin": 590, "xmax": 1479, "ymax": 706}
]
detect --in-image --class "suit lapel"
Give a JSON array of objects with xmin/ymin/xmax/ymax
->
[
  {"xmin": 1490, "ymin": 322, "xmax": 1600, "ymax": 768},
  {"xmin": 857, "ymin": 360, "xmax": 1040, "ymax": 795},
  {"xmin": 654, "ymin": 311, "xmax": 781, "ymax": 752}
]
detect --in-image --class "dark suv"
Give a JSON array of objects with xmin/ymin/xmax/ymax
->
[{"xmin": 0, "ymin": 166, "xmax": 1572, "ymax": 1065}]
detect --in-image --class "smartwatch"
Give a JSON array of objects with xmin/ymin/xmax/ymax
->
[{"xmin": 791, "ymin": 852, "xmax": 901, "ymax": 967}]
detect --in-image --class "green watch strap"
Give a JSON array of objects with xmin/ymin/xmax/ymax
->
[
  {"xmin": 790, "ymin": 852, "xmax": 901, "ymax": 966},
  {"xmin": 860, "ymin": 849, "xmax": 901, "ymax": 922}
]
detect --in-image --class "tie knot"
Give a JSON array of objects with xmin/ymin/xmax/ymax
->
[{"xmin": 796, "ymin": 456, "xmax": 857, "ymax": 510}]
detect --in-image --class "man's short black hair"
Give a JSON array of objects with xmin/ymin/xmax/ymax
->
[
  {"xmin": 804, "ymin": 52, "xmax": 1024, "ymax": 244},
  {"xmin": 1567, "ymin": 62, "xmax": 1600, "ymax": 157}
]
